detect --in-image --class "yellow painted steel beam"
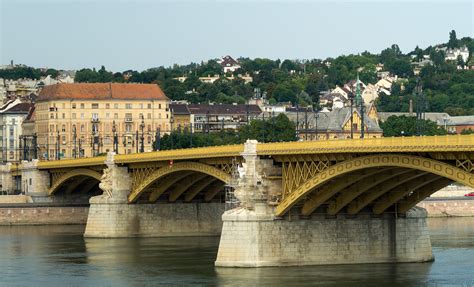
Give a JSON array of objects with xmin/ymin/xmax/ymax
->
[
  {"xmin": 326, "ymin": 168, "xmax": 408, "ymax": 215},
  {"xmin": 257, "ymin": 134, "xmax": 474, "ymax": 156},
  {"xmin": 48, "ymin": 168, "xmax": 102, "ymax": 195},
  {"xmin": 128, "ymin": 162, "xmax": 231, "ymax": 203},
  {"xmin": 168, "ymin": 174, "xmax": 208, "ymax": 202},
  {"xmin": 115, "ymin": 144, "xmax": 244, "ymax": 164},
  {"xmin": 185, "ymin": 178, "xmax": 218, "ymax": 202},
  {"xmin": 346, "ymin": 170, "xmax": 426, "ymax": 215},
  {"xmin": 397, "ymin": 178, "xmax": 453, "ymax": 214},
  {"xmin": 372, "ymin": 174, "xmax": 441, "ymax": 215},
  {"xmin": 148, "ymin": 172, "xmax": 193, "ymax": 203},
  {"xmin": 277, "ymin": 153, "xmax": 474, "ymax": 217},
  {"xmin": 204, "ymin": 184, "xmax": 225, "ymax": 202},
  {"xmin": 300, "ymin": 168, "xmax": 380, "ymax": 216},
  {"xmin": 38, "ymin": 156, "xmax": 107, "ymax": 170}
]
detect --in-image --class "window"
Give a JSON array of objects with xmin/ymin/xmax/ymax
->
[
  {"xmin": 62, "ymin": 103, "xmax": 65, "ymax": 109},
  {"xmin": 81, "ymin": 113, "xmax": 84, "ymax": 119},
  {"xmin": 80, "ymin": 125, "xmax": 85, "ymax": 132},
  {"xmin": 9, "ymin": 139, "xmax": 14, "ymax": 148},
  {"xmin": 159, "ymin": 114, "xmax": 161, "ymax": 119},
  {"xmin": 92, "ymin": 113, "xmax": 99, "ymax": 120},
  {"xmin": 125, "ymin": 103, "xmax": 132, "ymax": 109},
  {"xmin": 139, "ymin": 103, "xmax": 143, "ymax": 109},
  {"xmin": 72, "ymin": 104, "xmax": 76, "ymax": 109},
  {"xmin": 114, "ymin": 103, "xmax": 118, "ymax": 109},
  {"xmin": 62, "ymin": 113, "xmax": 65, "ymax": 119},
  {"xmin": 80, "ymin": 103, "xmax": 85, "ymax": 109},
  {"xmin": 106, "ymin": 103, "xmax": 110, "ymax": 109},
  {"xmin": 106, "ymin": 113, "xmax": 110, "ymax": 118},
  {"xmin": 147, "ymin": 104, "xmax": 152, "ymax": 109},
  {"xmin": 125, "ymin": 113, "xmax": 132, "ymax": 121},
  {"xmin": 114, "ymin": 113, "xmax": 118, "ymax": 119},
  {"xmin": 159, "ymin": 104, "xmax": 161, "ymax": 109},
  {"xmin": 125, "ymin": 124, "xmax": 132, "ymax": 133},
  {"xmin": 92, "ymin": 103, "xmax": 99, "ymax": 109},
  {"xmin": 72, "ymin": 113, "xmax": 76, "ymax": 119},
  {"xmin": 50, "ymin": 113, "xmax": 54, "ymax": 119},
  {"xmin": 61, "ymin": 125, "xmax": 66, "ymax": 132},
  {"xmin": 61, "ymin": 135, "xmax": 66, "ymax": 144},
  {"xmin": 9, "ymin": 127, "xmax": 14, "ymax": 136},
  {"xmin": 147, "ymin": 113, "xmax": 151, "ymax": 119}
]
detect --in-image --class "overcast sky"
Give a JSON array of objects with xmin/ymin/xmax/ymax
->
[{"xmin": 1, "ymin": 0, "xmax": 472, "ymax": 71}]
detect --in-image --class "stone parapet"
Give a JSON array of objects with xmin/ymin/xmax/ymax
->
[{"xmin": 215, "ymin": 207, "xmax": 433, "ymax": 267}]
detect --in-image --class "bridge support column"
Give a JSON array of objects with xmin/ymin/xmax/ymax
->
[
  {"xmin": 0, "ymin": 163, "xmax": 16, "ymax": 194},
  {"xmin": 21, "ymin": 160, "xmax": 50, "ymax": 197},
  {"xmin": 215, "ymin": 140, "xmax": 433, "ymax": 267}
]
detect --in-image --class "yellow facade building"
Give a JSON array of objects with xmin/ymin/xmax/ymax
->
[{"xmin": 35, "ymin": 83, "xmax": 170, "ymax": 159}]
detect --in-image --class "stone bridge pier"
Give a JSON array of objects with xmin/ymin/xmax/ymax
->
[
  {"xmin": 84, "ymin": 153, "xmax": 224, "ymax": 238},
  {"xmin": 215, "ymin": 141, "xmax": 434, "ymax": 267}
]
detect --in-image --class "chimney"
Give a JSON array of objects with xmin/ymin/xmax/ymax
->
[{"xmin": 409, "ymin": 99, "xmax": 413, "ymax": 116}]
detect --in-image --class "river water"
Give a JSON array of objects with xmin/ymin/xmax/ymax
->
[{"xmin": 0, "ymin": 217, "xmax": 473, "ymax": 286}]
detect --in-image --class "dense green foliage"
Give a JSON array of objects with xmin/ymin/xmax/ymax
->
[
  {"xmin": 379, "ymin": 115, "xmax": 447, "ymax": 137},
  {"xmin": 154, "ymin": 114, "xmax": 296, "ymax": 150}
]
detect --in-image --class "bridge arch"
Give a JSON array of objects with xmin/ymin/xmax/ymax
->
[
  {"xmin": 128, "ymin": 161, "xmax": 231, "ymax": 203},
  {"xmin": 275, "ymin": 154, "xmax": 474, "ymax": 216},
  {"xmin": 48, "ymin": 168, "xmax": 102, "ymax": 195}
]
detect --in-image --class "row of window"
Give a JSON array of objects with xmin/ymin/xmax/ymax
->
[
  {"xmin": 48, "ymin": 112, "xmax": 168, "ymax": 120},
  {"xmin": 42, "ymin": 103, "xmax": 167, "ymax": 110}
]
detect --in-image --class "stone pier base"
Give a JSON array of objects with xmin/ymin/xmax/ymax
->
[
  {"xmin": 84, "ymin": 196, "xmax": 225, "ymax": 238},
  {"xmin": 215, "ymin": 206, "xmax": 433, "ymax": 267}
]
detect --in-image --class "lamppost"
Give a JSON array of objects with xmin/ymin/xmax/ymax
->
[
  {"xmin": 154, "ymin": 127, "xmax": 161, "ymax": 151},
  {"xmin": 170, "ymin": 114, "xmax": 174, "ymax": 150},
  {"xmin": 140, "ymin": 115, "xmax": 145, "ymax": 153},
  {"xmin": 73, "ymin": 125, "xmax": 77, "ymax": 158},
  {"xmin": 32, "ymin": 133, "xmax": 37, "ymax": 159},
  {"xmin": 112, "ymin": 120, "xmax": 118, "ymax": 154},
  {"xmin": 349, "ymin": 91, "xmax": 354, "ymax": 139},
  {"xmin": 56, "ymin": 130, "xmax": 60, "ymax": 160},
  {"xmin": 355, "ymin": 74, "xmax": 365, "ymax": 139}
]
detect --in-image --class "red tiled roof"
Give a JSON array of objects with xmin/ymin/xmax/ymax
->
[{"xmin": 38, "ymin": 83, "xmax": 168, "ymax": 101}]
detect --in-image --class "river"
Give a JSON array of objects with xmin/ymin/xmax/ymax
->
[{"xmin": 0, "ymin": 217, "xmax": 473, "ymax": 286}]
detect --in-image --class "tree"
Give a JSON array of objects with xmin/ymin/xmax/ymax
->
[
  {"xmin": 380, "ymin": 115, "xmax": 447, "ymax": 137},
  {"xmin": 448, "ymin": 30, "xmax": 458, "ymax": 49}
]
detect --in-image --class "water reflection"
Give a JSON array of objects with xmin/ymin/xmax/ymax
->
[{"xmin": 0, "ymin": 218, "xmax": 473, "ymax": 286}]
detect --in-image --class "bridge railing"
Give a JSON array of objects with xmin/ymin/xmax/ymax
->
[{"xmin": 257, "ymin": 134, "xmax": 474, "ymax": 155}]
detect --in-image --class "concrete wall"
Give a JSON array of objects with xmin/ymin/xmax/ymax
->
[
  {"xmin": 0, "ymin": 206, "xmax": 89, "ymax": 225},
  {"xmin": 216, "ymin": 206, "xmax": 433, "ymax": 267},
  {"xmin": 84, "ymin": 200, "xmax": 225, "ymax": 238},
  {"xmin": 418, "ymin": 199, "xmax": 474, "ymax": 217}
]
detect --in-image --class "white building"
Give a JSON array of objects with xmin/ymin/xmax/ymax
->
[
  {"xmin": 218, "ymin": 55, "xmax": 241, "ymax": 74},
  {"xmin": 0, "ymin": 99, "xmax": 33, "ymax": 163},
  {"xmin": 445, "ymin": 46, "xmax": 470, "ymax": 63}
]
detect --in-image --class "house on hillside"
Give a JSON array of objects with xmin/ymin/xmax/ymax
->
[{"xmin": 218, "ymin": 56, "xmax": 241, "ymax": 73}]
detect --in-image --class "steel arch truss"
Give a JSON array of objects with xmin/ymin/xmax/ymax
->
[
  {"xmin": 128, "ymin": 161, "xmax": 231, "ymax": 203},
  {"xmin": 275, "ymin": 154, "xmax": 474, "ymax": 217},
  {"xmin": 48, "ymin": 168, "xmax": 102, "ymax": 195}
]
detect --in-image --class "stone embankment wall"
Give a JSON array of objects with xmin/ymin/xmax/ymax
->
[
  {"xmin": 0, "ymin": 205, "xmax": 89, "ymax": 225},
  {"xmin": 216, "ymin": 206, "xmax": 433, "ymax": 267},
  {"xmin": 417, "ymin": 199, "xmax": 474, "ymax": 217},
  {"xmin": 85, "ymin": 201, "xmax": 224, "ymax": 237}
]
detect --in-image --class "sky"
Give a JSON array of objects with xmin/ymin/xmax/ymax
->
[{"xmin": 0, "ymin": 0, "xmax": 473, "ymax": 72}]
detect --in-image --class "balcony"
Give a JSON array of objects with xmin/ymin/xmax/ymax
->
[
  {"xmin": 91, "ymin": 117, "xmax": 100, "ymax": 123},
  {"xmin": 125, "ymin": 117, "xmax": 133, "ymax": 122}
]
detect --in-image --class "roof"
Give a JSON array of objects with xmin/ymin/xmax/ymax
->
[
  {"xmin": 188, "ymin": 104, "xmax": 262, "ymax": 115},
  {"xmin": 170, "ymin": 103, "xmax": 190, "ymax": 115},
  {"xmin": 0, "ymin": 99, "xmax": 33, "ymax": 114},
  {"xmin": 220, "ymin": 56, "xmax": 239, "ymax": 67},
  {"xmin": 37, "ymin": 83, "xmax": 168, "ymax": 101},
  {"xmin": 446, "ymin": 116, "xmax": 474, "ymax": 126},
  {"xmin": 23, "ymin": 106, "xmax": 36, "ymax": 122}
]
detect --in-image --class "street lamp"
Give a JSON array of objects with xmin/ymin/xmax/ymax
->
[
  {"xmin": 140, "ymin": 115, "xmax": 145, "ymax": 153},
  {"xmin": 73, "ymin": 125, "xmax": 77, "ymax": 158},
  {"xmin": 112, "ymin": 120, "xmax": 118, "ymax": 154}
]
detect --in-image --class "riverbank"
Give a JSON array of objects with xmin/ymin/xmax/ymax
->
[
  {"xmin": 0, "ymin": 203, "xmax": 89, "ymax": 225},
  {"xmin": 417, "ymin": 198, "xmax": 474, "ymax": 217}
]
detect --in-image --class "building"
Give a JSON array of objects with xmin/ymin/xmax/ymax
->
[
  {"xmin": 187, "ymin": 104, "xmax": 262, "ymax": 132},
  {"xmin": 0, "ymin": 99, "xmax": 34, "ymax": 163},
  {"xmin": 218, "ymin": 56, "xmax": 241, "ymax": 74},
  {"xmin": 169, "ymin": 103, "xmax": 191, "ymax": 131},
  {"xmin": 20, "ymin": 106, "xmax": 36, "ymax": 161},
  {"xmin": 444, "ymin": 46, "xmax": 470, "ymax": 63},
  {"xmin": 35, "ymin": 83, "xmax": 170, "ymax": 159},
  {"xmin": 292, "ymin": 107, "xmax": 383, "ymax": 140}
]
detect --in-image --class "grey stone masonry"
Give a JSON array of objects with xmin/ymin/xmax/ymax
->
[{"xmin": 215, "ymin": 205, "xmax": 433, "ymax": 267}]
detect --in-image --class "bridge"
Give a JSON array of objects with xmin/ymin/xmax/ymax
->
[{"xmin": 1, "ymin": 135, "xmax": 473, "ymax": 267}]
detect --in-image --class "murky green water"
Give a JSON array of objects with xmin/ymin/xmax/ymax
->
[{"xmin": 0, "ymin": 218, "xmax": 473, "ymax": 286}]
